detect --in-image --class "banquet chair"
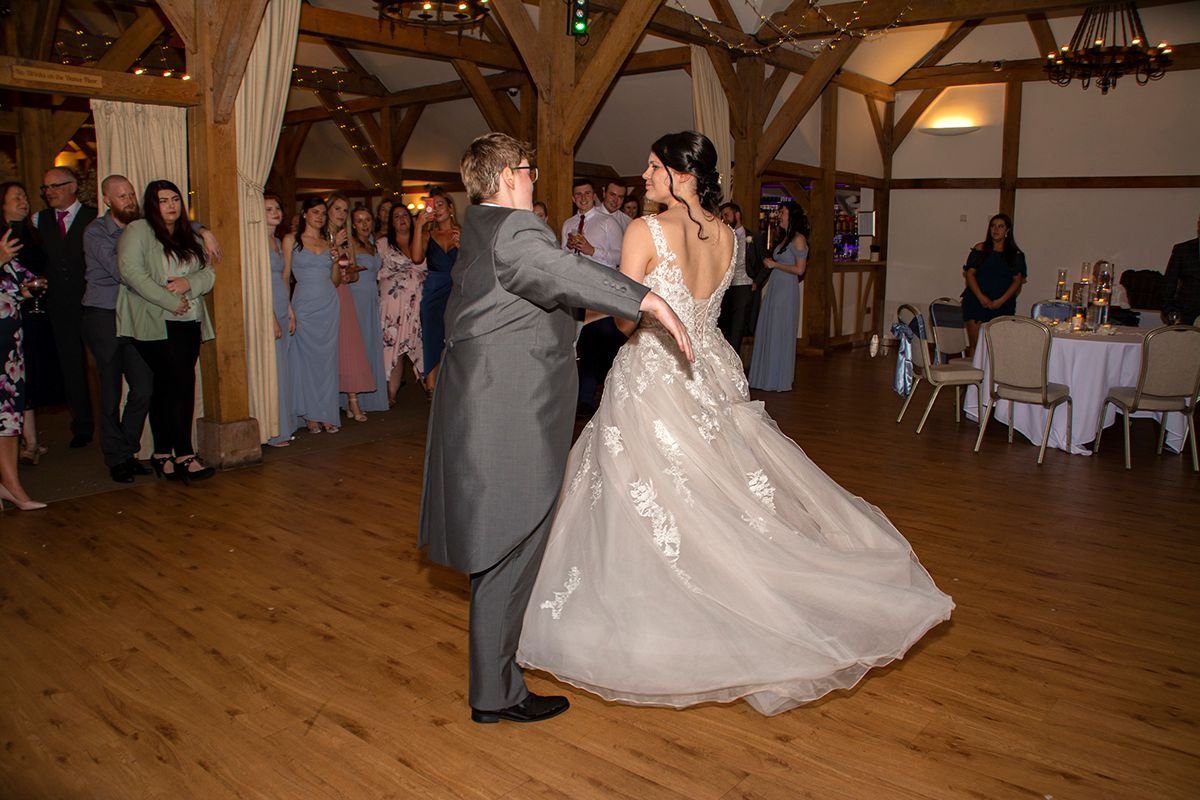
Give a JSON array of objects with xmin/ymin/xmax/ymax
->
[
  {"xmin": 1030, "ymin": 301, "xmax": 1073, "ymax": 322},
  {"xmin": 896, "ymin": 330, "xmax": 984, "ymax": 434},
  {"xmin": 928, "ymin": 297, "xmax": 968, "ymax": 363},
  {"xmin": 1092, "ymin": 325, "xmax": 1200, "ymax": 471},
  {"xmin": 973, "ymin": 316, "xmax": 1073, "ymax": 465}
]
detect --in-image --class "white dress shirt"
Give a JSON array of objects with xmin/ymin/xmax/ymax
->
[
  {"xmin": 730, "ymin": 225, "xmax": 751, "ymax": 287},
  {"xmin": 561, "ymin": 206, "xmax": 624, "ymax": 268},
  {"xmin": 600, "ymin": 204, "xmax": 631, "ymax": 234}
]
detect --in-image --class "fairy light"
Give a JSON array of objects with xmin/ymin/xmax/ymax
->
[{"xmin": 671, "ymin": 0, "xmax": 912, "ymax": 55}]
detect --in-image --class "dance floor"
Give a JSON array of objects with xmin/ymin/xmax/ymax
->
[{"xmin": 2, "ymin": 350, "xmax": 1197, "ymax": 799}]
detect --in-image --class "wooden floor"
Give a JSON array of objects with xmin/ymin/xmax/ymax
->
[{"xmin": 2, "ymin": 350, "xmax": 1197, "ymax": 799}]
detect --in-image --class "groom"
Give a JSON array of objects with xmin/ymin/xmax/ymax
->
[{"xmin": 419, "ymin": 133, "xmax": 692, "ymax": 724}]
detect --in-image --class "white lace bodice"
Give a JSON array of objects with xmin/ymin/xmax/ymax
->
[{"xmin": 640, "ymin": 214, "xmax": 735, "ymax": 347}]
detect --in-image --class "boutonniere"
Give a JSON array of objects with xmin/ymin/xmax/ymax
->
[{"xmin": 744, "ymin": 234, "xmax": 753, "ymax": 243}]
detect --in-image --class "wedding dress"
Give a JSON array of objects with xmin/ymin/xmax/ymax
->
[{"xmin": 517, "ymin": 215, "xmax": 954, "ymax": 716}]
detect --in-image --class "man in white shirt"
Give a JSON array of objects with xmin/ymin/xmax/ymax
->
[
  {"xmin": 560, "ymin": 179, "xmax": 623, "ymax": 266},
  {"xmin": 598, "ymin": 180, "xmax": 631, "ymax": 234},
  {"xmin": 562, "ymin": 179, "xmax": 627, "ymax": 416},
  {"xmin": 718, "ymin": 202, "xmax": 767, "ymax": 359}
]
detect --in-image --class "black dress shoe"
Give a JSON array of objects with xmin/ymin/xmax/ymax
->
[
  {"xmin": 109, "ymin": 462, "xmax": 135, "ymax": 483},
  {"xmin": 126, "ymin": 458, "xmax": 153, "ymax": 476},
  {"xmin": 471, "ymin": 693, "xmax": 569, "ymax": 724},
  {"xmin": 69, "ymin": 435, "xmax": 92, "ymax": 448}
]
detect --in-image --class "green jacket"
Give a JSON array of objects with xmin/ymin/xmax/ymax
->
[{"xmin": 116, "ymin": 219, "xmax": 215, "ymax": 341}]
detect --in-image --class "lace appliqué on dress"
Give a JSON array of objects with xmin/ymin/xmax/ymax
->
[
  {"xmin": 629, "ymin": 479, "xmax": 699, "ymax": 591},
  {"xmin": 568, "ymin": 422, "xmax": 596, "ymax": 497},
  {"xmin": 539, "ymin": 566, "xmax": 582, "ymax": 620},
  {"xmin": 747, "ymin": 469, "xmax": 777, "ymax": 512},
  {"xmin": 602, "ymin": 425, "xmax": 624, "ymax": 457},
  {"xmin": 653, "ymin": 420, "xmax": 692, "ymax": 504}
]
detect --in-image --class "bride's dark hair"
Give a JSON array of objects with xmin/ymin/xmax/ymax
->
[{"xmin": 650, "ymin": 131, "xmax": 722, "ymax": 240}]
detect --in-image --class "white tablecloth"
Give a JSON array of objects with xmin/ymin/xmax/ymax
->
[{"xmin": 964, "ymin": 327, "xmax": 1187, "ymax": 456}]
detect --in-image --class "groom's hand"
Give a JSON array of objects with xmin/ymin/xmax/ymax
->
[{"xmin": 639, "ymin": 291, "xmax": 694, "ymax": 363}]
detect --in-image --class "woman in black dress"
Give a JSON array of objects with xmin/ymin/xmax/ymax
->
[{"xmin": 961, "ymin": 213, "xmax": 1027, "ymax": 355}]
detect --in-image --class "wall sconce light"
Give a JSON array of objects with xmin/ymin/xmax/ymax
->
[{"xmin": 918, "ymin": 116, "xmax": 981, "ymax": 136}]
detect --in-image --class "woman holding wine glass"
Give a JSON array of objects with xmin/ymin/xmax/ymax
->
[
  {"xmin": 286, "ymin": 196, "xmax": 341, "ymax": 434},
  {"xmin": 411, "ymin": 187, "xmax": 459, "ymax": 392},
  {"xmin": 327, "ymin": 193, "xmax": 374, "ymax": 422},
  {"xmin": 0, "ymin": 228, "xmax": 46, "ymax": 510},
  {"xmin": 346, "ymin": 206, "xmax": 387, "ymax": 414}
]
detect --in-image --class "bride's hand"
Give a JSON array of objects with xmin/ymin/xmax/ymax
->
[{"xmin": 639, "ymin": 292, "xmax": 694, "ymax": 363}]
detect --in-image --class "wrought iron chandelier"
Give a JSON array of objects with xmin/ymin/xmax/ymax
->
[
  {"xmin": 1044, "ymin": 2, "xmax": 1172, "ymax": 94},
  {"xmin": 376, "ymin": 0, "xmax": 490, "ymax": 28}
]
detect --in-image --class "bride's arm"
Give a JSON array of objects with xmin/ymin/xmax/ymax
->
[{"xmin": 608, "ymin": 220, "xmax": 656, "ymax": 336}]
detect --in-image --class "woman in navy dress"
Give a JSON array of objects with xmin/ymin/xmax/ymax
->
[
  {"xmin": 265, "ymin": 194, "xmax": 295, "ymax": 447},
  {"xmin": 412, "ymin": 188, "xmax": 459, "ymax": 392},
  {"xmin": 346, "ymin": 207, "xmax": 388, "ymax": 413},
  {"xmin": 285, "ymin": 197, "xmax": 341, "ymax": 433},
  {"xmin": 748, "ymin": 201, "xmax": 809, "ymax": 392},
  {"xmin": 961, "ymin": 213, "xmax": 1027, "ymax": 355},
  {"xmin": 0, "ymin": 230, "xmax": 46, "ymax": 510}
]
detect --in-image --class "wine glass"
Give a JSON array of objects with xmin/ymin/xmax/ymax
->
[
  {"xmin": 1165, "ymin": 309, "xmax": 1183, "ymax": 326},
  {"xmin": 24, "ymin": 277, "xmax": 47, "ymax": 314}
]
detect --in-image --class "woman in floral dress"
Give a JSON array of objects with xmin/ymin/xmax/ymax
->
[
  {"xmin": 377, "ymin": 204, "xmax": 425, "ymax": 403},
  {"xmin": 0, "ymin": 229, "xmax": 46, "ymax": 510}
]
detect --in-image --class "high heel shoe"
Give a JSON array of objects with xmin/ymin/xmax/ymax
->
[
  {"xmin": 0, "ymin": 485, "xmax": 47, "ymax": 511},
  {"xmin": 150, "ymin": 454, "xmax": 173, "ymax": 480},
  {"xmin": 173, "ymin": 455, "xmax": 215, "ymax": 485},
  {"xmin": 348, "ymin": 397, "xmax": 367, "ymax": 422}
]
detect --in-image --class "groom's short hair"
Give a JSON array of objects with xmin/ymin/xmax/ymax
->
[{"xmin": 461, "ymin": 132, "xmax": 534, "ymax": 204}]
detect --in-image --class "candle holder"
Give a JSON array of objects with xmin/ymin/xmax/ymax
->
[{"xmin": 1056, "ymin": 269, "xmax": 1069, "ymax": 301}]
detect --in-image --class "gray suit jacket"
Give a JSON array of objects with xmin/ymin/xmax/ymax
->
[{"xmin": 419, "ymin": 205, "xmax": 648, "ymax": 573}]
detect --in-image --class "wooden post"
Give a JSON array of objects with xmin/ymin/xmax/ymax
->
[
  {"xmin": 189, "ymin": 0, "xmax": 270, "ymax": 468},
  {"xmin": 803, "ymin": 87, "xmax": 837, "ymax": 352},
  {"xmin": 1000, "ymin": 81, "xmax": 1022, "ymax": 218}
]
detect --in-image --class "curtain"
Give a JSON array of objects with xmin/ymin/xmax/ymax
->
[
  {"xmin": 91, "ymin": 99, "xmax": 195, "ymax": 456},
  {"xmin": 689, "ymin": 46, "xmax": 731, "ymax": 204},
  {"xmin": 235, "ymin": 0, "xmax": 301, "ymax": 443}
]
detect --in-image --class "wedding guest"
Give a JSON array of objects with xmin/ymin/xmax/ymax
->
[
  {"xmin": 346, "ymin": 207, "xmax": 388, "ymax": 413},
  {"xmin": 1161, "ymin": 212, "xmax": 1200, "ymax": 325},
  {"xmin": 265, "ymin": 194, "xmax": 295, "ymax": 447},
  {"xmin": 598, "ymin": 180, "xmax": 630, "ymax": 233},
  {"xmin": 748, "ymin": 202, "xmax": 808, "ymax": 392},
  {"xmin": 0, "ymin": 229, "xmax": 46, "ymax": 510},
  {"xmin": 327, "ymin": 193, "xmax": 374, "ymax": 422},
  {"xmin": 412, "ymin": 188, "xmax": 459, "ymax": 391},
  {"xmin": 117, "ymin": 180, "xmax": 215, "ymax": 483},
  {"xmin": 1, "ymin": 182, "xmax": 52, "ymax": 466},
  {"xmin": 375, "ymin": 196, "xmax": 396, "ymax": 237},
  {"xmin": 532, "ymin": 201, "xmax": 548, "ymax": 222},
  {"xmin": 36, "ymin": 166, "xmax": 95, "ymax": 447},
  {"xmin": 961, "ymin": 213, "xmax": 1027, "ymax": 354},
  {"xmin": 621, "ymin": 196, "xmax": 640, "ymax": 221},
  {"xmin": 378, "ymin": 204, "xmax": 424, "ymax": 403},
  {"xmin": 286, "ymin": 197, "xmax": 341, "ymax": 434}
]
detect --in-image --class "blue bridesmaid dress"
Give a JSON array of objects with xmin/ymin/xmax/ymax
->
[
  {"xmin": 344, "ymin": 250, "xmax": 388, "ymax": 412},
  {"xmin": 267, "ymin": 247, "xmax": 296, "ymax": 444},
  {"xmin": 288, "ymin": 247, "xmax": 340, "ymax": 426},
  {"xmin": 748, "ymin": 240, "xmax": 808, "ymax": 392},
  {"xmin": 420, "ymin": 236, "xmax": 457, "ymax": 375}
]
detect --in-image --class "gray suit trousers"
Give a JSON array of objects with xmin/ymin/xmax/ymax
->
[{"xmin": 468, "ymin": 508, "xmax": 553, "ymax": 710}]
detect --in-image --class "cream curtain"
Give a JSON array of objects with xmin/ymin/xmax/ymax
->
[
  {"xmin": 689, "ymin": 46, "xmax": 731, "ymax": 204},
  {"xmin": 235, "ymin": 0, "xmax": 301, "ymax": 443},
  {"xmin": 90, "ymin": 99, "xmax": 195, "ymax": 456}
]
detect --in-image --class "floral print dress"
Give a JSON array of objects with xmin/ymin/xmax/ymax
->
[
  {"xmin": 377, "ymin": 238, "xmax": 425, "ymax": 381},
  {"xmin": 0, "ymin": 260, "xmax": 35, "ymax": 436}
]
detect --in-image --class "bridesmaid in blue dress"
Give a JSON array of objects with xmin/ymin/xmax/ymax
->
[
  {"xmin": 749, "ymin": 201, "xmax": 809, "ymax": 392},
  {"xmin": 265, "ymin": 195, "xmax": 295, "ymax": 446},
  {"xmin": 412, "ymin": 189, "xmax": 459, "ymax": 391},
  {"xmin": 284, "ymin": 197, "xmax": 341, "ymax": 433},
  {"xmin": 345, "ymin": 207, "xmax": 388, "ymax": 413}
]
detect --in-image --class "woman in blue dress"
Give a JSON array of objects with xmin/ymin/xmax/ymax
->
[
  {"xmin": 748, "ymin": 201, "xmax": 809, "ymax": 392},
  {"xmin": 265, "ymin": 194, "xmax": 295, "ymax": 447},
  {"xmin": 412, "ymin": 188, "xmax": 459, "ymax": 392},
  {"xmin": 285, "ymin": 197, "xmax": 341, "ymax": 434},
  {"xmin": 345, "ymin": 207, "xmax": 388, "ymax": 413},
  {"xmin": 961, "ymin": 213, "xmax": 1027, "ymax": 355}
]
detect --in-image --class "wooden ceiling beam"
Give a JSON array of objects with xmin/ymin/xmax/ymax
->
[
  {"xmin": 891, "ymin": 88, "xmax": 945, "ymax": 154},
  {"xmin": 900, "ymin": 18, "xmax": 982, "ymax": 79},
  {"xmin": 490, "ymin": 0, "xmax": 548, "ymax": 85},
  {"xmin": 453, "ymin": 57, "xmax": 519, "ymax": 135},
  {"xmin": 154, "ymin": 0, "xmax": 195, "ymax": 52},
  {"xmin": 0, "ymin": 54, "xmax": 200, "ymax": 105},
  {"xmin": 300, "ymin": 4, "xmax": 521, "ymax": 71},
  {"xmin": 1027, "ymin": 12, "xmax": 1059, "ymax": 58}
]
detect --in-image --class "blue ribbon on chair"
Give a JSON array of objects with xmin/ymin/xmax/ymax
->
[{"xmin": 890, "ymin": 315, "xmax": 927, "ymax": 397}]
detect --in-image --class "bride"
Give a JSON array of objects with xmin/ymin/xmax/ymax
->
[{"xmin": 517, "ymin": 131, "xmax": 954, "ymax": 716}]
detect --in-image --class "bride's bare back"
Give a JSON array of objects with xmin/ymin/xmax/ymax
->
[{"xmin": 621, "ymin": 202, "xmax": 734, "ymax": 300}]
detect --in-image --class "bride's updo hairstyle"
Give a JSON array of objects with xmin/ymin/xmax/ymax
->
[{"xmin": 651, "ymin": 130, "xmax": 722, "ymax": 240}]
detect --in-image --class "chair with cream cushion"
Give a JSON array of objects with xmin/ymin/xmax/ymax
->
[
  {"xmin": 973, "ymin": 316, "xmax": 1072, "ymax": 465},
  {"xmin": 1092, "ymin": 325, "xmax": 1200, "ymax": 471},
  {"xmin": 928, "ymin": 297, "xmax": 968, "ymax": 363},
  {"xmin": 896, "ymin": 304, "xmax": 985, "ymax": 434}
]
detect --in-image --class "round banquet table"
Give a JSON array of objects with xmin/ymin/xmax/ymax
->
[{"xmin": 963, "ymin": 326, "xmax": 1187, "ymax": 456}]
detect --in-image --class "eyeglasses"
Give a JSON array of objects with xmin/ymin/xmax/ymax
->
[
  {"xmin": 40, "ymin": 180, "xmax": 76, "ymax": 191},
  {"xmin": 512, "ymin": 165, "xmax": 538, "ymax": 183}
]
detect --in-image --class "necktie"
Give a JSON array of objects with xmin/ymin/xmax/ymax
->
[
  {"xmin": 573, "ymin": 213, "xmax": 586, "ymax": 253},
  {"xmin": 56, "ymin": 209, "xmax": 69, "ymax": 237}
]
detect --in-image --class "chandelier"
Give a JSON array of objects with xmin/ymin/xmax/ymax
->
[
  {"xmin": 1045, "ymin": 3, "xmax": 1172, "ymax": 94},
  {"xmin": 376, "ymin": 0, "xmax": 490, "ymax": 27}
]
